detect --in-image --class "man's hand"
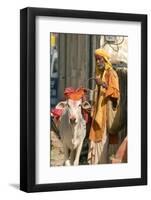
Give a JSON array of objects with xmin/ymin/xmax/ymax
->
[
  {"xmin": 102, "ymin": 82, "xmax": 108, "ymax": 89},
  {"xmin": 95, "ymin": 78, "xmax": 108, "ymax": 88}
]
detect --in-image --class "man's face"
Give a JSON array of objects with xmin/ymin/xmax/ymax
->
[{"xmin": 95, "ymin": 55, "xmax": 105, "ymax": 70}]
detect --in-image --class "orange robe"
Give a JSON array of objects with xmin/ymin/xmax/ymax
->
[{"xmin": 89, "ymin": 68, "xmax": 120, "ymax": 143}]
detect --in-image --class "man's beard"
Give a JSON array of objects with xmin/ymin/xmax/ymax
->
[{"xmin": 97, "ymin": 63, "xmax": 105, "ymax": 70}]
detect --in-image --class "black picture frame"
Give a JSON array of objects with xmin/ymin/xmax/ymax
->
[{"xmin": 20, "ymin": 7, "xmax": 147, "ymax": 192}]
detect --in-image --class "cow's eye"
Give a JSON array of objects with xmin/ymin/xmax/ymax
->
[
  {"xmin": 67, "ymin": 104, "xmax": 70, "ymax": 108},
  {"xmin": 79, "ymin": 104, "xmax": 82, "ymax": 107}
]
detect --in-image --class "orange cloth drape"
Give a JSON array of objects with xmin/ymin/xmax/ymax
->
[{"xmin": 64, "ymin": 87, "xmax": 86, "ymax": 100}]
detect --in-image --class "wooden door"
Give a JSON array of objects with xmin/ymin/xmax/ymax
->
[{"xmin": 58, "ymin": 33, "xmax": 100, "ymax": 100}]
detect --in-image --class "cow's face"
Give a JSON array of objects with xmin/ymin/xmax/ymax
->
[{"xmin": 67, "ymin": 99, "xmax": 82, "ymax": 125}]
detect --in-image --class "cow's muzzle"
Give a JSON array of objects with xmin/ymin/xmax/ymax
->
[{"xmin": 69, "ymin": 117, "xmax": 77, "ymax": 125}]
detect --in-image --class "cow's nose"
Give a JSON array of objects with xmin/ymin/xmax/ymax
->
[{"xmin": 70, "ymin": 117, "xmax": 76, "ymax": 124}]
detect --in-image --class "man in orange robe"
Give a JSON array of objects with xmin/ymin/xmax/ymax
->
[{"xmin": 88, "ymin": 49, "xmax": 120, "ymax": 164}]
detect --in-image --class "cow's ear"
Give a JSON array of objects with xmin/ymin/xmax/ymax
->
[
  {"xmin": 55, "ymin": 101, "xmax": 67, "ymax": 109},
  {"xmin": 82, "ymin": 101, "xmax": 91, "ymax": 110}
]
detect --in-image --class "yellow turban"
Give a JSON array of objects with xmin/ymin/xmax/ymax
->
[
  {"xmin": 95, "ymin": 48, "xmax": 112, "ymax": 71},
  {"xmin": 95, "ymin": 48, "xmax": 110, "ymax": 60}
]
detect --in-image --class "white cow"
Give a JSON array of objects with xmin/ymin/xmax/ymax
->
[{"xmin": 55, "ymin": 99, "xmax": 91, "ymax": 166}]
